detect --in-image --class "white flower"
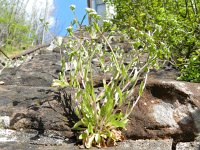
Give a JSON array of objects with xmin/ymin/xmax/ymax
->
[
  {"xmin": 85, "ymin": 8, "xmax": 96, "ymax": 13},
  {"xmin": 66, "ymin": 26, "xmax": 73, "ymax": 33},
  {"xmin": 69, "ymin": 4, "xmax": 76, "ymax": 11},
  {"xmin": 85, "ymin": 8, "xmax": 101, "ymax": 20}
]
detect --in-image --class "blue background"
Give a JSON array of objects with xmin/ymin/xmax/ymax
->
[{"xmin": 53, "ymin": 0, "xmax": 88, "ymax": 36}]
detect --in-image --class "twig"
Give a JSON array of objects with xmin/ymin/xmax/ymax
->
[{"xmin": 0, "ymin": 48, "xmax": 10, "ymax": 59}]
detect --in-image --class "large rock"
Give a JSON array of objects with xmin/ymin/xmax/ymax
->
[
  {"xmin": 0, "ymin": 52, "xmax": 62, "ymax": 87},
  {"xmin": 0, "ymin": 85, "xmax": 74, "ymax": 138},
  {"xmin": 125, "ymin": 78, "xmax": 200, "ymax": 142}
]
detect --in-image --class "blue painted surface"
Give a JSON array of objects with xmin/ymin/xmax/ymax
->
[
  {"xmin": 52, "ymin": 0, "xmax": 88, "ymax": 36},
  {"xmin": 92, "ymin": 0, "xmax": 107, "ymax": 20}
]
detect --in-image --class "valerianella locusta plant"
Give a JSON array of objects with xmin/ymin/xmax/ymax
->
[{"xmin": 52, "ymin": 5, "xmax": 157, "ymax": 149}]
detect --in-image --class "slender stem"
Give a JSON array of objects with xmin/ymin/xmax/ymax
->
[
  {"xmin": 125, "ymin": 68, "xmax": 149, "ymax": 118},
  {"xmin": 98, "ymin": 30, "xmax": 120, "ymax": 71}
]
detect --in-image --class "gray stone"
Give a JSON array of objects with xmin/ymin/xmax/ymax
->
[
  {"xmin": 0, "ymin": 139, "xmax": 173, "ymax": 150},
  {"xmin": 0, "ymin": 85, "xmax": 74, "ymax": 138},
  {"xmin": 0, "ymin": 63, "xmax": 4, "ymax": 73},
  {"xmin": 0, "ymin": 128, "xmax": 69, "ymax": 150},
  {"xmin": 0, "ymin": 116, "xmax": 10, "ymax": 128},
  {"xmin": 0, "ymin": 53, "xmax": 62, "ymax": 87},
  {"xmin": 0, "ymin": 142, "xmax": 76, "ymax": 150},
  {"xmin": 0, "ymin": 129, "xmax": 17, "ymax": 142},
  {"xmin": 153, "ymin": 102, "xmax": 178, "ymax": 128},
  {"xmin": 115, "ymin": 139, "xmax": 173, "ymax": 150},
  {"xmin": 176, "ymin": 142, "xmax": 200, "ymax": 150}
]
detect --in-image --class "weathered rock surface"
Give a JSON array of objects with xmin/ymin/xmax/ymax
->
[
  {"xmin": 0, "ymin": 85, "xmax": 74, "ymax": 138},
  {"xmin": 0, "ymin": 139, "xmax": 173, "ymax": 150},
  {"xmin": 176, "ymin": 142, "xmax": 200, "ymax": 150},
  {"xmin": 114, "ymin": 139, "xmax": 173, "ymax": 150},
  {"xmin": 125, "ymin": 78, "xmax": 200, "ymax": 142},
  {"xmin": 0, "ymin": 128, "xmax": 69, "ymax": 149},
  {"xmin": 0, "ymin": 51, "xmax": 62, "ymax": 87}
]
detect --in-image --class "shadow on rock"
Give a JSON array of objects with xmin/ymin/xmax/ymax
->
[{"xmin": 58, "ymin": 87, "xmax": 79, "ymax": 128}]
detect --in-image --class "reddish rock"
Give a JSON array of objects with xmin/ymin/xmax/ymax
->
[{"xmin": 124, "ymin": 78, "xmax": 200, "ymax": 142}]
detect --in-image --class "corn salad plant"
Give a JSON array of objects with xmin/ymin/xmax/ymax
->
[{"xmin": 53, "ymin": 6, "xmax": 157, "ymax": 148}]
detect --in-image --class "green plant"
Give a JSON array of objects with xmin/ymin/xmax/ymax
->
[
  {"xmin": 0, "ymin": 0, "xmax": 53, "ymax": 55},
  {"xmin": 0, "ymin": 0, "xmax": 35, "ymax": 55},
  {"xmin": 177, "ymin": 50, "xmax": 200, "ymax": 82},
  {"xmin": 105, "ymin": 0, "xmax": 200, "ymax": 82},
  {"xmin": 53, "ymin": 6, "xmax": 157, "ymax": 148}
]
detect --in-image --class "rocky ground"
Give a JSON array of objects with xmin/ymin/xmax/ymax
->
[{"xmin": 0, "ymin": 36, "xmax": 199, "ymax": 149}]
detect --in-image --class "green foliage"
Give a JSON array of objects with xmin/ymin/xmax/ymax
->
[
  {"xmin": 177, "ymin": 50, "xmax": 200, "ymax": 82},
  {"xmin": 53, "ymin": 7, "xmax": 157, "ymax": 148},
  {"xmin": 105, "ymin": 0, "xmax": 200, "ymax": 82},
  {"xmin": 52, "ymin": 57, "xmax": 69, "ymax": 87},
  {"xmin": 0, "ymin": 0, "xmax": 40, "ymax": 55},
  {"xmin": 0, "ymin": 7, "xmax": 29, "ymax": 53}
]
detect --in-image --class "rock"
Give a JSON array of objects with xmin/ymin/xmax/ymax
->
[
  {"xmin": 0, "ymin": 128, "xmax": 69, "ymax": 150},
  {"xmin": 0, "ymin": 129, "xmax": 17, "ymax": 142},
  {"xmin": 0, "ymin": 50, "xmax": 76, "ymax": 139},
  {"xmin": 0, "ymin": 63, "xmax": 3, "ymax": 72},
  {"xmin": 0, "ymin": 116, "xmax": 10, "ymax": 128},
  {"xmin": 0, "ymin": 85, "xmax": 74, "ymax": 138},
  {"xmin": 0, "ymin": 139, "xmax": 173, "ymax": 150},
  {"xmin": 0, "ymin": 143, "xmax": 66, "ymax": 150},
  {"xmin": 176, "ymin": 142, "xmax": 200, "ymax": 150},
  {"xmin": 0, "ymin": 53, "xmax": 62, "ymax": 87},
  {"xmin": 149, "ymin": 68, "xmax": 180, "ymax": 80},
  {"xmin": 124, "ymin": 77, "xmax": 200, "ymax": 142},
  {"xmin": 115, "ymin": 139, "xmax": 173, "ymax": 150}
]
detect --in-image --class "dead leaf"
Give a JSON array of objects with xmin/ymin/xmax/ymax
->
[{"xmin": 106, "ymin": 138, "xmax": 115, "ymax": 147}]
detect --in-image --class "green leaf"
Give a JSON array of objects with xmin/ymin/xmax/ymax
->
[
  {"xmin": 139, "ymin": 81, "xmax": 145, "ymax": 96},
  {"xmin": 79, "ymin": 132, "xmax": 88, "ymax": 140},
  {"xmin": 106, "ymin": 112, "xmax": 128, "ymax": 128},
  {"xmin": 107, "ymin": 119, "xmax": 128, "ymax": 128},
  {"xmin": 100, "ymin": 86, "xmax": 114, "ymax": 117},
  {"xmin": 52, "ymin": 79, "xmax": 68, "ymax": 87},
  {"xmin": 88, "ymin": 122, "xmax": 94, "ymax": 134},
  {"xmin": 81, "ymin": 93, "xmax": 95, "ymax": 124},
  {"xmin": 39, "ymin": 18, "xmax": 44, "ymax": 22},
  {"xmin": 116, "ymin": 87, "xmax": 123, "ymax": 106},
  {"xmin": 73, "ymin": 120, "xmax": 84, "ymax": 130},
  {"xmin": 93, "ymin": 22, "xmax": 100, "ymax": 31}
]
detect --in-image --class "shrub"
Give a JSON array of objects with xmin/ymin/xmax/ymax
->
[
  {"xmin": 177, "ymin": 50, "xmax": 200, "ymax": 82},
  {"xmin": 105, "ymin": 0, "xmax": 200, "ymax": 82}
]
